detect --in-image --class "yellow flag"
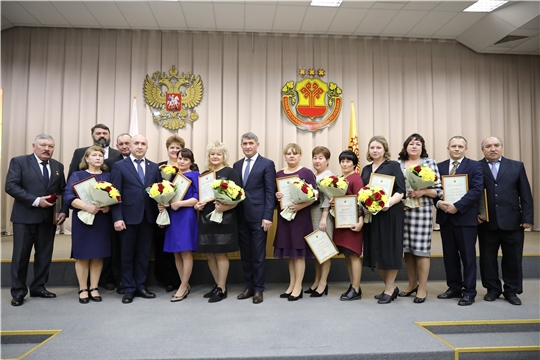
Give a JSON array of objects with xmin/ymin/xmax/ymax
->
[{"xmin": 348, "ymin": 101, "xmax": 360, "ymax": 173}]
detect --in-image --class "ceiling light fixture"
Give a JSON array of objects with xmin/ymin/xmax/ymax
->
[
  {"xmin": 310, "ymin": 0, "xmax": 343, "ymax": 7},
  {"xmin": 463, "ymin": 0, "xmax": 508, "ymax": 13}
]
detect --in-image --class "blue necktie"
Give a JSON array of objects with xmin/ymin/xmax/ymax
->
[
  {"xmin": 243, "ymin": 158, "xmax": 251, "ymax": 183},
  {"xmin": 41, "ymin": 161, "xmax": 49, "ymax": 188},
  {"xmin": 135, "ymin": 159, "xmax": 145, "ymax": 183},
  {"xmin": 490, "ymin": 161, "xmax": 498, "ymax": 179}
]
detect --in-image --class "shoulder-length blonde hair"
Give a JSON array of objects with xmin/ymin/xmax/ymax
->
[
  {"xmin": 366, "ymin": 136, "xmax": 391, "ymax": 162},
  {"xmin": 283, "ymin": 143, "xmax": 302, "ymax": 155},
  {"xmin": 79, "ymin": 145, "xmax": 108, "ymax": 171},
  {"xmin": 206, "ymin": 141, "xmax": 229, "ymax": 170}
]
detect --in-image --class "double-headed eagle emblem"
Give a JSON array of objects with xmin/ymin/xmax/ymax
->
[{"xmin": 143, "ymin": 66, "xmax": 204, "ymax": 130}]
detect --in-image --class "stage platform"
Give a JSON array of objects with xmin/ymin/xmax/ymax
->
[{"xmin": 1, "ymin": 232, "xmax": 539, "ymax": 360}]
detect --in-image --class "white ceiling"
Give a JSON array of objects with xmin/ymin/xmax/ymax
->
[{"xmin": 1, "ymin": 1, "xmax": 539, "ymax": 55}]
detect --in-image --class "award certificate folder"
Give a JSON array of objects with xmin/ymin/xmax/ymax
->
[
  {"xmin": 276, "ymin": 175, "xmax": 300, "ymax": 210},
  {"xmin": 198, "ymin": 171, "xmax": 216, "ymax": 203},
  {"xmin": 72, "ymin": 176, "xmax": 98, "ymax": 206},
  {"xmin": 442, "ymin": 174, "xmax": 468, "ymax": 204},
  {"xmin": 478, "ymin": 188, "xmax": 489, "ymax": 222},
  {"xmin": 369, "ymin": 173, "xmax": 395, "ymax": 197},
  {"xmin": 334, "ymin": 195, "xmax": 358, "ymax": 229},
  {"xmin": 304, "ymin": 229, "xmax": 339, "ymax": 264},
  {"xmin": 171, "ymin": 173, "xmax": 192, "ymax": 203}
]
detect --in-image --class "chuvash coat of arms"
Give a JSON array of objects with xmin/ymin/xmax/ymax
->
[
  {"xmin": 143, "ymin": 65, "xmax": 204, "ymax": 130},
  {"xmin": 281, "ymin": 68, "xmax": 342, "ymax": 132}
]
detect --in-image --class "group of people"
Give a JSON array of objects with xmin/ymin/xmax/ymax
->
[{"xmin": 5, "ymin": 125, "xmax": 534, "ymax": 308}]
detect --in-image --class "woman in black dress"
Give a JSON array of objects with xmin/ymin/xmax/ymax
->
[
  {"xmin": 194, "ymin": 141, "xmax": 240, "ymax": 303},
  {"xmin": 360, "ymin": 136, "xmax": 405, "ymax": 304}
]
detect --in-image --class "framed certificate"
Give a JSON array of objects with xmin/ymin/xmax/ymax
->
[
  {"xmin": 334, "ymin": 195, "xmax": 358, "ymax": 229},
  {"xmin": 478, "ymin": 188, "xmax": 489, "ymax": 222},
  {"xmin": 369, "ymin": 173, "xmax": 395, "ymax": 196},
  {"xmin": 72, "ymin": 176, "xmax": 98, "ymax": 205},
  {"xmin": 53, "ymin": 194, "xmax": 63, "ymax": 225},
  {"xmin": 276, "ymin": 175, "xmax": 299, "ymax": 210},
  {"xmin": 304, "ymin": 229, "xmax": 339, "ymax": 264},
  {"xmin": 198, "ymin": 171, "xmax": 216, "ymax": 203},
  {"xmin": 442, "ymin": 174, "xmax": 469, "ymax": 203},
  {"xmin": 170, "ymin": 173, "xmax": 192, "ymax": 203}
]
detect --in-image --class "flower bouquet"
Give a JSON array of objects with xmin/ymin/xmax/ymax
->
[
  {"xmin": 281, "ymin": 179, "xmax": 316, "ymax": 221},
  {"xmin": 403, "ymin": 164, "xmax": 439, "ymax": 209},
  {"xmin": 207, "ymin": 179, "xmax": 246, "ymax": 223},
  {"xmin": 317, "ymin": 175, "xmax": 348, "ymax": 218},
  {"xmin": 159, "ymin": 164, "xmax": 180, "ymax": 181},
  {"xmin": 77, "ymin": 181, "xmax": 121, "ymax": 225},
  {"xmin": 357, "ymin": 185, "xmax": 388, "ymax": 223},
  {"xmin": 146, "ymin": 180, "xmax": 177, "ymax": 226}
]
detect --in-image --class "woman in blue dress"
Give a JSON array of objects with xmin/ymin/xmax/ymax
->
[
  {"xmin": 64, "ymin": 146, "xmax": 113, "ymax": 304},
  {"xmin": 163, "ymin": 148, "xmax": 200, "ymax": 302}
]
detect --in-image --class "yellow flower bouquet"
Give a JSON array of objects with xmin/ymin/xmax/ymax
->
[
  {"xmin": 159, "ymin": 164, "xmax": 180, "ymax": 181},
  {"xmin": 403, "ymin": 164, "xmax": 439, "ymax": 209},
  {"xmin": 77, "ymin": 181, "xmax": 122, "ymax": 225},
  {"xmin": 146, "ymin": 180, "xmax": 177, "ymax": 226},
  {"xmin": 208, "ymin": 179, "xmax": 246, "ymax": 223},
  {"xmin": 357, "ymin": 185, "xmax": 388, "ymax": 223},
  {"xmin": 317, "ymin": 175, "xmax": 348, "ymax": 199},
  {"xmin": 280, "ymin": 179, "xmax": 316, "ymax": 221}
]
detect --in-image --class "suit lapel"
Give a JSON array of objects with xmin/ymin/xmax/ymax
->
[
  {"xmin": 48, "ymin": 160, "xmax": 61, "ymax": 190},
  {"xmin": 144, "ymin": 160, "xmax": 154, "ymax": 185},
  {"xmin": 28, "ymin": 155, "xmax": 48, "ymax": 188},
  {"xmin": 497, "ymin": 157, "xmax": 509, "ymax": 180},
  {"xmin": 439, "ymin": 159, "xmax": 450, "ymax": 176},
  {"xmin": 481, "ymin": 158, "xmax": 493, "ymax": 180},
  {"xmin": 126, "ymin": 158, "xmax": 144, "ymax": 185}
]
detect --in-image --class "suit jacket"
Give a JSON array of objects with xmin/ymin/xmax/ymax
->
[
  {"xmin": 68, "ymin": 146, "xmax": 121, "ymax": 178},
  {"xmin": 110, "ymin": 157, "xmax": 160, "ymax": 225},
  {"xmin": 5, "ymin": 154, "xmax": 68, "ymax": 224},
  {"xmin": 233, "ymin": 155, "xmax": 276, "ymax": 223},
  {"xmin": 479, "ymin": 157, "xmax": 533, "ymax": 231},
  {"xmin": 435, "ymin": 157, "xmax": 483, "ymax": 227},
  {"xmin": 104, "ymin": 153, "xmax": 125, "ymax": 172}
]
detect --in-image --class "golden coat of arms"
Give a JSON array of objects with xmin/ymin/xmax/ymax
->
[
  {"xmin": 281, "ymin": 68, "xmax": 342, "ymax": 132},
  {"xmin": 143, "ymin": 66, "xmax": 204, "ymax": 130}
]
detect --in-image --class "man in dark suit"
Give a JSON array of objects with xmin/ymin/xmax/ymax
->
[
  {"xmin": 434, "ymin": 136, "xmax": 483, "ymax": 306},
  {"xmin": 68, "ymin": 124, "xmax": 120, "ymax": 179},
  {"xmin": 233, "ymin": 132, "xmax": 276, "ymax": 304},
  {"xmin": 478, "ymin": 136, "xmax": 534, "ymax": 306},
  {"xmin": 110, "ymin": 134, "xmax": 160, "ymax": 304},
  {"xmin": 5, "ymin": 134, "xmax": 68, "ymax": 306},
  {"xmin": 104, "ymin": 133, "xmax": 131, "ymax": 171}
]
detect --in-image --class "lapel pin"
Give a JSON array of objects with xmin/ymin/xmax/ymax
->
[{"xmin": 55, "ymin": 171, "xmax": 59, "ymax": 175}]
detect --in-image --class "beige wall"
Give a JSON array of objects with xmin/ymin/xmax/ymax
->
[{"xmin": 1, "ymin": 28, "xmax": 538, "ymax": 232}]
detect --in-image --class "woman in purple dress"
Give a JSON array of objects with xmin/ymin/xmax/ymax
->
[
  {"xmin": 65, "ymin": 146, "xmax": 112, "ymax": 304},
  {"xmin": 274, "ymin": 143, "xmax": 316, "ymax": 301},
  {"xmin": 163, "ymin": 148, "xmax": 199, "ymax": 302}
]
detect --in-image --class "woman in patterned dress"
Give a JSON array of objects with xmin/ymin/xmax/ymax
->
[{"xmin": 396, "ymin": 133, "xmax": 442, "ymax": 303}]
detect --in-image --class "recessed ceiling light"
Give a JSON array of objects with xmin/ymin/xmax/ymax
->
[
  {"xmin": 463, "ymin": 0, "xmax": 508, "ymax": 13},
  {"xmin": 310, "ymin": 0, "xmax": 343, "ymax": 7}
]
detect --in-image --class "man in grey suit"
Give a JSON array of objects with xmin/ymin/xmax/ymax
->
[
  {"xmin": 233, "ymin": 132, "xmax": 276, "ymax": 304},
  {"xmin": 478, "ymin": 136, "xmax": 534, "ymax": 306},
  {"xmin": 5, "ymin": 134, "xmax": 68, "ymax": 306}
]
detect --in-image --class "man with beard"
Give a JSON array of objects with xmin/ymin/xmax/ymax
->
[{"xmin": 67, "ymin": 124, "xmax": 120, "ymax": 179}]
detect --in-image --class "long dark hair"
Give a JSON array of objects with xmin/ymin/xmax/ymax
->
[{"xmin": 398, "ymin": 133, "xmax": 428, "ymax": 160}]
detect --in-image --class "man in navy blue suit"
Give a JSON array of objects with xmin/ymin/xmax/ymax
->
[
  {"xmin": 233, "ymin": 132, "xmax": 276, "ymax": 304},
  {"xmin": 111, "ymin": 134, "xmax": 160, "ymax": 304},
  {"xmin": 478, "ymin": 136, "xmax": 533, "ymax": 306},
  {"xmin": 435, "ymin": 136, "xmax": 483, "ymax": 306}
]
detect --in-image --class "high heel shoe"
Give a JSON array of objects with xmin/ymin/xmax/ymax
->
[
  {"xmin": 414, "ymin": 291, "xmax": 427, "ymax": 304},
  {"xmin": 171, "ymin": 288, "xmax": 189, "ymax": 302},
  {"xmin": 378, "ymin": 287, "xmax": 399, "ymax": 304},
  {"xmin": 310, "ymin": 285, "xmax": 329, "ymax": 297},
  {"xmin": 288, "ymin": 291, "xmax": 303, "ymax": 301},
  {"xmin": 78, "ymin": 289, "xmax": 89, "ymax": 304},
  {"xmin": 279, "ymin": 291, "xmax": 292, "ymax": 298},
  {"xmin": 340, "ymin": 286, "xmax": 362, "ymax": 301},
  {"xmin": 374, "ymin": 292, "xmax": 384, "ymax": 299},
  {"xmin": 89, "ymin": 288, "xmax": 102, "ymax": 302},
  {"xmin": 398, "ymin": 286, "xmax": 418, "ymax": 297},
  {"xmin": 304, "ymin": 287, "xmax": 316, "ymax": 294}
]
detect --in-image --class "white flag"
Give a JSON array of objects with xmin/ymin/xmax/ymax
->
[{"xmin": 129, "ymin": 96, "xmax": 139, "ymax": 135}]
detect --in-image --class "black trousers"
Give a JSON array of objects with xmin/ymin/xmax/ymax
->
[{"xmin": 238, "ymin": 221, "xmax": 268, "ymax": 292}]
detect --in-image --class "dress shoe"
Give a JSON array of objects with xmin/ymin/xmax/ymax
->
[
  {"xmin": 458, "ymin": 295, "xmax": 475, "ymax": 306},
  {"xmin": 165, "ymin": 285, "xmax": 177, "ymax": 293},
  {"xmin": 374, "ymin": 292, "xmax": 384, "ymax": 300},
  {"xmin": 378, "ymin": 287, "xmax": 399, "ymax": 304},
  {"xmin": 484, "ymin": 292, "xmax": 500, "ymax": 302},
  {"xmin": 103, "ymin": 282, "xmax": 116, "ymax": 291},
  {"xmin": 504, "ymin": 294, "xmax": 522, "ymax": 305},
  {"xmin": 310, "ymin": 285, "xmax": 329, "ymax": 297},
  {"xmin": 413, "ymin": 292, "xmax": 427, "ymax": 304},
  {"xmin": 279, "ymin": 292, "xmax": 292, "ymax": 298},
  {"xmin": 78, "ymin": 289, "xmax": 89, "ymax": 304},
  {"xmin": 116, "ymin": 282, "xmax": 125, "ymax": 295},
  {"xmin": 340, "ymin": 286, "xmax": 362, "ymax": 301},
  {"xmin": 253, "ymin": 291, "xmax": 263, "ymax": 304},
  {"xmin": 341, "ymin": 284, "xmax": 353, "ymax": 297},
  {"xmin": 288, "ymin": 291, "xmax": 303, "ymax": 301},
  {"xmin": 437, "ymin": 289, "xmax": 461, "ymax": 299},
  {"xmin": 30, "ymin": 289, "xmax": 56, "ymax": 298},
  {"xmin": 89, "ymin": 288, "xmax": 102, "ymax": 302},
  {"xmin": 304, "ymin": 287, "xmax": 316, "ymax": 294},
  {"xmin": 237, "ymin": 288, "xmax": 254, "ymax": 300},
  {"xmin": 171, "ymin": 288, "xmax": 189, "ymax": 302},
  {"xmin": 203, "ymin": 284, "xmax": 218, "ymax": 298},
  {"xmin": 122, "ymin": 292, "xmax": 134, "ymax": 304},
  {"xmin": 11, "ymin": 296, "xmax": 24, "ymax": 306},
  {"xmin": 208, "ymin": 287, "xmax": 227, "ymax": 303},
  {"xmin": 135, "ymin": 289, "xmax": 156, "ymax": 299},
  {"xmin": 398, "ymin": 286, "xmax": 418, "ymax": 297}
]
